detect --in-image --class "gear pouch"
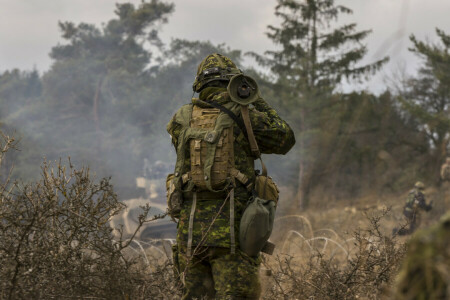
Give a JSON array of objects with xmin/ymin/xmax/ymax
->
[
  {"xmin": 255, "ymin": 175, "xmax": 279, "ymax": 203},
  {"xmin": 166, "ymin": 173, "xmax": 182, "ymax": 219},
  {"xmin": 239, "ymin": 196, "xmax": 276, "ymax": 257}
]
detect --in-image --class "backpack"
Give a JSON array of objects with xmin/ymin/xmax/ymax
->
[
  {"xmin": 168, "ymin": 98, "xmax": 251, "ymax": 193},
  {"xmin": 167, "ymin": 97, "xmax": 278, "ymax": 256},
  {"xmin": 189, "ymin": 105, "xmax": 235, "ymax": 190}
]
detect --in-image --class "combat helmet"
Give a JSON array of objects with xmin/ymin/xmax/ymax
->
[
  {"xmin": 414, "ymin": 181, "xmax": 425, "ymax": 190},
  {"xmin": 192, "ymin": 53, "xmax": 241, "ymax": 92}
]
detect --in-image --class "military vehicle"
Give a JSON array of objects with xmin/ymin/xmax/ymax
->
[{"xmin": 110, "ymin": 160, "xmax": 176, "ymax": 241}]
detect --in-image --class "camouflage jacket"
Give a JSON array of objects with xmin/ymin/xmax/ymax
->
[
  {"xmin": 404, "ymin": 189, "xmax": 431, "ymax": 213},
  {"xmin": 167, "ymin": 87, "xmax": 295, "ymax": 248},
  {"xmin": 441, "ymin": 162, "xmax": 450, "ymax": 181}
]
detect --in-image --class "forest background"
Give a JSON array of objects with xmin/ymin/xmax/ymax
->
[{"xmin": 0, "ymin": 0, "xmax": 449, "ymax": 211}]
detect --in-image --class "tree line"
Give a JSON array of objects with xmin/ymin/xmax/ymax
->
[{"xmin": 0, "ymin": 0, "xmax": 448, "ymax": 208}]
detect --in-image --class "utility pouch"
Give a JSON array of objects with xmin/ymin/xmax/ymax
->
[
  {"xmin": 239, "ymin": 196, "xmax": 276, "ymax": 257},
  {"xmin": 255, "ymin": 175, "xmax": 279, "ymax": 203},
  {"xmin": 166, "ymin": 173, "xmax": 182, "ymax": 219}
]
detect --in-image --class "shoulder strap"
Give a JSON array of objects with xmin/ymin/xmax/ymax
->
[{"xmin": 240, "ymin": 105, "xmax": 267, "ymax": 176}]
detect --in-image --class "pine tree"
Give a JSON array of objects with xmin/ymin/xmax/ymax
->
[
  {"xmin": 400, "ymin": 28, "xmax": 450, "ymax": 182},
  {"xmin": 252, "ymin": 0, "xmax": 388, "ymax": 208}
]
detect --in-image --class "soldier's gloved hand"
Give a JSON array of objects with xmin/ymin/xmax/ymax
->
[{"xmin": 253, "ymin": 98, "xmax": 270, "ymax": 112}]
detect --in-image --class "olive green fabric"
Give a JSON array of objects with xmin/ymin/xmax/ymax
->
[
  {"xmin": 239, "ymin": 197, "xmax": 276, "ymax": 257},
  {"xmin": 441, "ymin": 159, "xmax": 450, "ymax": 181},
  {"xmin": 394, "ymin": 211, "xmax": 450, "ymax": 299},
  {"xmin": 176, "ymin": 246, "xmax": 261, "ymax": 300},
  {"xmin": 414, "ymin": 181, "xmax": 425, "ymax": 190},
  {"xmin": 255, "ymin": 175, "xmax": 279, "ymax": 203},
  {"xmin": 398, "ymin": 189, "xmax": 432, "ymax": 235},
  {"xmin": 193, "ymin": 53, "xmax": 241, "ymax": 93},
  {"xmin": 166, "ymin": 173, "xmax": 182, "ymax": 218},
  {"xmin": 167, "ymin": 95, "xmax": 241, "ymax": 193},
  {"xmin": 227, "ymin": 74, "xmax": 260, "ymax": 105},
  {"xmin": 167, "ymin": 88, "xmax": 295, "ymax": 248}
]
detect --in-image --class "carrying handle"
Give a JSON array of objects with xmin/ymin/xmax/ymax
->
[{"xmin": 240, "ymin": 105, "xmax": 267, "ymax": 177}]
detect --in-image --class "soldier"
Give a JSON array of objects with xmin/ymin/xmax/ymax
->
[
  {"xmin": 166, "ymin": 53, "xmax": 295, "ymax": 299},
  {"xmin": 440, "ymin": 157, "xmax": 450, "ymax": 182},
  {"xmin": 397, "ymin": 181, "xmax": 433, "ymax": 236},
  {"xmin": 394, "ymin": 210, "xmax": 450, "ymax": 299}
]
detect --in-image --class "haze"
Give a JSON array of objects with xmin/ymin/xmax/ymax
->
[{"xmin": 1, "ymin": 0, "xmax": 449, "ymax": 93}]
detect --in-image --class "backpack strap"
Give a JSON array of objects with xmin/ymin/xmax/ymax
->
[{"xmin": 240, "ymin": 105, "xmax": 267, "ymax": 176}]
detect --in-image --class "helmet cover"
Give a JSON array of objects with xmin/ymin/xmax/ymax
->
[
  {"xmin": 414, "ymin": 181, "xmax": 425, "ymax": 190},
  {"xmin": 193, "ymin": 53, "xmax": 241, "ymax": 92}
]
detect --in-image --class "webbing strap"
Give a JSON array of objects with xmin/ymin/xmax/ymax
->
[
  {"xmin": 230, "ymin": 188, "xmax": 235, "ymax": 254},
  {"xmin": 181, "ymin": 172, "xmax": 190, "ymax": 184},
  {"xmin": 230, "ymin": 168, "xmax": 253, "ymax": 191},
  {"xmin": 186, "ymin": 192, "xmax": 197, "ymax": 257},
  {"xmin": 240, "ymin": 105, "xmax": 260, "ymax": 158},
  {"xmin": 240, "ymin": 105, "xmax": 268, "ymax": 176}
]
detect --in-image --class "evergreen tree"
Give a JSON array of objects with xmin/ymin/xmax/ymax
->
[
  {"xmin": 4, "ymin": 1, "xmax": 174, "ymax": 195},
  {"xmin": 400, "ymin": 28, "xmax": 450, "ymax": 182},
  {"xmin": 253, "ymin": 0, "xmax": 388, "ymax": 208}
]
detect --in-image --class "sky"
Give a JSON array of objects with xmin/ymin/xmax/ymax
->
[{"xmin": 0, "ymin": 0, "xmax": 449, "ymax": 93}]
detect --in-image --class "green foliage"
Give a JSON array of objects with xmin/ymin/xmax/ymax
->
[
  {"xmin": 0, "ymin": 69, "xmax": 41, "ymax": 119},
  {"xmin": 399, "ymin": 29, "xmax": 450, "ymax": 181},
  {"xmin": 254, "ymin": 0, "xmax": 387, "ymax": 91},
  {"xmin": 251, "ymin": 0, "xmax": 388, "ymax": 207}
]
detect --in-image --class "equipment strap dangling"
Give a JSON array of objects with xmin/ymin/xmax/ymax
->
[
  {"xmin": 240, "ymin": 105, "xmax": 267, "ymax": 176},
  {"xmin": 186, "ymin": 192, "xmax": 197, "ymax": 257},
  {"xmin": 230, "ymin": 188, "xmax": 235, "ymax": 254}
]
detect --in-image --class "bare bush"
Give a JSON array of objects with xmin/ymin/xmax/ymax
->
[
  {"xmin": 0, "ymin": 132, "xmax": 407, "ymax": 299},
  {"xmin": 0, "ymin": 132, "xmax": 181, "ymax": 299},
  {"xmin": 262, "ymin": 209, "xmax": 406, "ymax": 300}
]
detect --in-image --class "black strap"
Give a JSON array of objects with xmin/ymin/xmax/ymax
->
[{"xmin": 198, "ymin": 99, "xmax": 247, "ymax": 138}]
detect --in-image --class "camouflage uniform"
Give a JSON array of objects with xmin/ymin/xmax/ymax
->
[
  {"xmin": 440, "ymin": 158, "xmax": 450, "ymax": 201},
  {"xmin": 398, "ymin": 183, "xmax": 432, "ymax": 236},
  {"xmin": 440, "ymin": 157, "xmax": 450, "ymax": 182},
  {"xmin": 394, "ymin": 211, "xmax": 450, "ymax": 299},
  {"xmin": 167, "ymin": 54, "xmax": 295, "ymax": 299}
]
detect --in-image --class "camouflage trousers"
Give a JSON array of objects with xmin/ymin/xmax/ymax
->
[
  {"xmin": 398, "ymin": 210, "xmax": 422, "ymax": 235},
  {"xmin": 173, "ymin": 245, "xmax": 261, "ymax": 300}
]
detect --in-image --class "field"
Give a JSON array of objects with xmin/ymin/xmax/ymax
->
[{"xmin": 1, "ymin": 141, "xmax": 448, "ymax": 299}]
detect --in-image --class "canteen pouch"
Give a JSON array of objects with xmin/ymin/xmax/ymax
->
[
  {"xmin": 255, "ymin": 175, "xmax": 279, "ymax": 203},
  {"xmin": 239, "ymin": 196, "xmax": 276, "ymax": 257},
  {"xmin": 166, "ymin": 173, "xmax": 182, "ymax": 219}
]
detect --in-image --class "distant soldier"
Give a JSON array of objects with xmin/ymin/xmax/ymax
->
[
  {"xmin": 394, "ymin": 210, "xmax": 450, "ymax": 299},
  {"xmin": 397, "ymin": 181, "xmax": 433, "ymax": 235},
  {"xmin": 440, "ymin": 157, "xmax": 450, "ymax": 182}
]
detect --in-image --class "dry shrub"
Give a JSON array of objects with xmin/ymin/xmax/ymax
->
[
  {"xmin": 262, "ymin": 209, "xmax": 406, "ymax": 300},
  {"xmin": 0, "ymin": 132, "xmax": 408, "ymax": 299},
  {"xmin": 0, "ymin": 133, "xmax": 181, "ymax": 299}
]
